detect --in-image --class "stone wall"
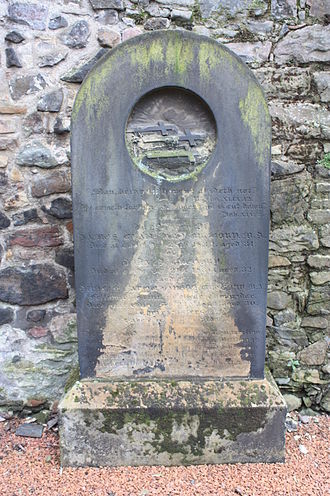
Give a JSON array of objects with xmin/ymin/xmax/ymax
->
[{"xmin": 0, "ymin": 0, "xmax": 329, "ymax": 414}]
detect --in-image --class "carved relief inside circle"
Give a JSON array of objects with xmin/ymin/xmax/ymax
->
[{"xmin": 126, "ymin": 87, "xmax": 217, "ymax": 182}]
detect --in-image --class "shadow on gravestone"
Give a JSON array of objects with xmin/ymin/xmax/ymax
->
[{"xmin": 59, "ymin": 30, "xmax": 286, "ymax": 467}]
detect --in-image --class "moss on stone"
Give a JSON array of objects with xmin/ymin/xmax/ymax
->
[{"xmin": 64, "ymin": 364, "xmax": 80, "ymax": 393}]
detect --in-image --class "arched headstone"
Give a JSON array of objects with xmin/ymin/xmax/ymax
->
[{"xmin": 59, "ymin": 31, "xmax": 286, "ymax": 467}]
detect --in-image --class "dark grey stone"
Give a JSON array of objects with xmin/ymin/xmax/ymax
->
[
  {"xmin": 0, "ymin": 264, "xmax": 68, "ymax": 305},
  {"xmin": 9, "ymin": 74, "xmax": 46, "ymax": 101},
  {"xmin": 37, "ymin": 90, "xmax": 63, "ymax": 112},
  {"xmin": 60, "ymin": 21, "xmax": 90, "ymax": 49},
  {"xmin": 49, "ymin": 15, "xmax": 68, "ymax": 30},
  {"xmin": 0, "ymin": 307, "xmax": 14, "ymax": 325},
  {"xmin": 54, "ymin": 117, "xmax": 70, "ymax": 135},
  {"xmin": 12, "ymin": 208, "xmax": 39, "ymax": 226},
  {"xmin": 89, "ymin": 0, "xmax": 124, "ymax": 10},
  {"xmin": 16, "ymin": 141, "xmax": 57, "ymax": 169},
  {"xmin": 5, "ymin": 47, "xmax": 22, "ymax": 68},
  {"xmin": 0, "ymin": 212, "xmax": 10, "ymax": 229},
  {"xmin": 271, "ymin": 160, "xmax": 305, "ymax": 177},
  {"xmin": 43, "ymin": 198, "xmax": 72, "ymax": 219},
  {"xmin": 61, "ymin": 49, "xmax": 108, "ymax": 83},
  {"xmin": 26, "ymin": 309, "xmax": 46, "ymax": 322},
  {"xmin": 55, "ymin": 248, "xmax": 74, "ymax": 271},
  {"xmin": 7, "ymin": 2, "xmax": 48, "ymax": 30},
  {"xmin": 0, "ymin": 173, "xmax": 8, "ymax": 192},
  {"xmin": 15, "ymin": 423, "xmax": 44, "ymax": 438},
  {"xmin": 5, "ymin": 30, "xmax": 25, "ymax": 43}
]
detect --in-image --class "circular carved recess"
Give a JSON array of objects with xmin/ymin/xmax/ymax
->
[{"xmin": 126, "ymin": 87, "xmax": 217, "ymax": 182}]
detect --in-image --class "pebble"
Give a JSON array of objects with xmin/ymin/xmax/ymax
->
[
  {"xmin": 299, "ymin": 444, "xmax": 308, "ymax": 454},
  {"xmin": 15, "ymin": 423, "xmax": 44, "ymax": 438}
]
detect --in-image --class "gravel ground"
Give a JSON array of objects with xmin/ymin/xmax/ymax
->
[{"xmin": 0, "ymin": 414, "xmax": 328, "ymax": 496}]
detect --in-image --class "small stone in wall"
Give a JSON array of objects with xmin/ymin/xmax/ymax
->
[
  {"xmin": 60, "ymin": 21, "xmax": 90, "ymax": 49},
  {"xmin": 42, "ymin": 198, "xmax": 72, "ymax": 220},
  {"xmin": 0, "ymin": 307, "xmax": 14, "ymax": 325},
  {"xmin": 31, "ymin": 170, "xmax": 71, "ymax": 198},
  {"xmin": 122, "ymin": 27, "xmax": 143, "ymax": 42},
  {"xmin": 38, "ymin": 50, "xmax": 67, "ymax": 68},
  {"xmin": 53, "ymin": 117, "xmax": 70, "ymax": 135},
  {"xmin": 16, "ymin": 141, "xmax": 57, "ymax": 169},
  {"xmin": 96, "ymin": 10, "xmax": 119, "ymax": 25},
  {"xmin": 144, "ymin": 17, "xmax": 170, "ymax": 30},
  {"xmin": 225, "ymin": 42, "xmax": 272, "ymax": 65},
  {"xmin": 26, "ymin": 309, "xmax": 46, "ymax": 323},
  {"xmin": 9, "ymin": 74, "xmax": 46, "ymax": 101},
  {"xmin": 5, "ymin": 48, "xmax": 22, "ymax": 68},
  {"xmin": 5, "ymin": 30, "xmax": 25, "ymax": 43},
  {"xmin": 313, "ymin": 72, "xmax": 330, "ymax": 103},
  {"xmin": 61, "ymin": 49, "xmax": 108, "ymax": 83},
  {"xmin": 55, "ymin": 248, "xmax": 74, "ymax": 271},
  {"xmin": 0, "ymin": 212, "xmax": 10, "ymax": 229},
  {"xmin": 274, "ymin": 25, "xmax": 330, "ymax": 64},
  {"xmin": 9, "ymin": 226, "xmax": 63, "ymax": 248},
  {"xmin": 7, "ymin": 2, "xmax": 48, "ymax": 31},
  {"xmin": 283, "ymin": 393, "xmax": 302, "ymax": 412},
  {"xmin": 267, "ymin": 291, "xmax": 291, "ymax": 310},
  {"xmin": 22, "ymin": 112, "xmax": 44, "ymax": 137},
  {"xmin": 298, "ymin": 340, "xmax": 328, "ymax": 366},
  {"xmin": 37, "ymin": 90, "xmax": 63, "ymax": 113},
  {"xmin": 12, "ymin": 208, "xmax": 39, "ymax": 226},
  {"xmin": 271, "ymin": 0, "xmax": 297, "ymax": 19},
  {"xmin": 97, "ymin": 28, "xmax": 120, "ymax": 48},
  {"xmin": 0, "ymin": 264, "xmax": 68, "ymax": 305},
  {"xmin": 271, "ymin": 160, "xmax": 305, "ymax": 177},
  {"xmin": 49, "ymin": 15, "xmax": 68, "ymax": 30},
  {"xmin": 89, "ymin": 0, "xmax": 124, "ymax": 10},
  {"xmin": 28, "ymin": 326, "xmax": 48, "ymax": 338}
]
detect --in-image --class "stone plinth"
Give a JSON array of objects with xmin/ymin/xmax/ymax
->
[{"xmin": 59, "ymin": 375, "xmax": 286, "ymax": 467}]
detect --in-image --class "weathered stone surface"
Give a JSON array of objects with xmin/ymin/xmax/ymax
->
[
  {"xmin": 268, "ymin": 255, "xmax": 291, "ymax": 268},
  {"xmin": 31, "ymin": 170, "xmax": 71, "ymax": 198},
  {"xmin": 268, "ymin": 291, "xmax": 291, "ymax": 310},
  {"xmin": 307, "ymin": 285, "xmax": 330, "ymax": 315},
  {"xmin": 298, "ymin": 340, "xmax": 328, "ymax": 366},
  {"xmin": 320, "ymin": 390, "xmax": 330, "ymax": 412},
  {"xmin": 61, "ymin": 49, "xmax": 108, "ymax": 83},
  {"xmin": 307, "ymin": 255, "xmax": 330, "ymax": 269},
  {"xmin": 26, "ymin": 309, "xmax": 46, "ymax": 323},
  {"xmin": 171, "ymin": 9, "xmax": 192, "ymax": 21},
  {"xmin": 308, "ymin": 0, "xmax": 330, "ymax": 20},
  {"xmin": 15, "ymin": 423, "xmax": 43, "ymax": 438},
  {"xmin": 96, "ymin": 9, "xmax": 119, "ymax": 24},
  {"xmin": 270, "ymin": 226, "xmax": 319, "ymax": 253},
  {"xmin": 22, "ymin": 112, "xmax": 43, "ymax": 137},
  {"xmin": 226, "ymin": 42, "xmax": 272, "ymax": 64},
  {"xmin": 9, "ymin": 226, "xmax": 63, "ymax": 248},
  {"xmin": 97, "ymin": 28, "xmax": 120, "ymax": 48},
  {"xmin": 270, "ymin": 102, "xmax": 329, "ymax": 140},
  {"xmin": 320, "ymin": 224, "xmax": 330, "ymax": 248},
  {"xmin": 0, "ymin": 212, "xmax": 10, "ymax": 229},
  {"xmin": 37, "ymin": 90, "xmax": 63, "ymax": 112},
  {"xmin": 270, "ymin": 173, "xmax": 310, "ymax": 224},
  {"xmin": 313, "ymin": 72, "xmax": 330, "ymax": 103},
  {"xmin": 199, "ymin": 0, "xmax": 267, "ymax": 18},
  {"xmin": 49, "ymin": 15, "xmax": 68, "ymax": 30},
  {"xmin": 55, "ymin": 248, "xmax": 74, "ymax": 271},
  {"xmin": 283, "ymin": 393, "xmax": 302, "ymax": 412},
  {"xmin": 271, "ymin": 0, "xmax": 297, "ymax": 19},
  {"xmin": 308, "ymin": 209, "xmax": 330, "ymax": 225},
  {"xmin": 12, "ymin": 208, "xmax": 39, "ymax": 226},
  {"xmin": 122, "ymin": 27, "xmax": 143, "ymax": 41},
  {"xmin": 60, "ymin": 21, "xmax": 90, "ymax": 49},
  {"xmin": 0, "ymin": 117, "xmax": 17, "ymax": 134},
  {"xmin": 38, "ymin": 50, "xmax": 67, "ymax": 68},
  {"xmin": 16, "ymin": 142, "xmax": 57, "ymax": 169},
  {"xmin": 89, "ymin": 0, "xmax": 124, "ymax": 9},
  {"xmin": 5, "ymin": 48, "xmax": 22, "ymax": 68},
  {"xmin": 274, "ymin": 25, "xmax": 330, "ymax": 64},
  {"xmin": 0, "ymin": 307, "xmax": 14, "ymax": 325},
  {"xmin": 7, "ymin": 2, "xmax": 48, "ymax": 30},
  {"xmin": 256, "ymin": 68, "xmax": 311, "ymax": 100},
  {"xmin": 271, "ymin": 160, "xmax": 305, "ymax": 177},
  {"xmin": 145, "ymin": 17, "xmax": 170, "ymax": 30},
  {"xmin": 0, "ymin": 101, "xmax": 26, "ymax": 115},
  {"xmin": 301, "ymin": 316, "xmax": 328, "ymax": 329},
  {"xmin": 43, "ymin": 197, "xmax": 72, "ymax": 219},
  {"xmin": 5, "ymin": 31, "xmax": 25, "ymax": 43},
  {"xmin": 0, "ymin": 264, "xmax": 68, "ymax": 305},
  {"xmin": 9, "ymin": 74, "xmax": 46, "ymax": 101},
  {"xmin": 273, "ymin": 308, "xmax": 295, "ymax": 326},
  {"xmin": 28, "ymin": 326, "xmax": 48, "ymax": 338},
  {"xmin": 59, "ymin": 378, "xmax": 286, "ymax": 466}
]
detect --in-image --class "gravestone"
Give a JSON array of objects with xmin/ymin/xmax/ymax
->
[{"xmin": 59, "ymin": 30, "xmax": 286, "ymax": 466}]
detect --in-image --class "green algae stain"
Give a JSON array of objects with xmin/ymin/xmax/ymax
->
[{"xmin": 239, "ymin": 83, "xmax": 270, "ymax": 168}]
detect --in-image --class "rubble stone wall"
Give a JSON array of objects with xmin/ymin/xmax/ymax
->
[{"xmin": 0, "ymin": 0, "xmax": 329, "ymax": 414}]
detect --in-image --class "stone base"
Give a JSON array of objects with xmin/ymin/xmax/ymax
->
[{"xmin": 59, "ymin": 375, "xmax": 286, "ymax": 467}]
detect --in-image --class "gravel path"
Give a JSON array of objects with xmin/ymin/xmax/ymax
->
[{"xmin": 0, "ymin": 414, "xmax": 328, "ymax": 496}]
